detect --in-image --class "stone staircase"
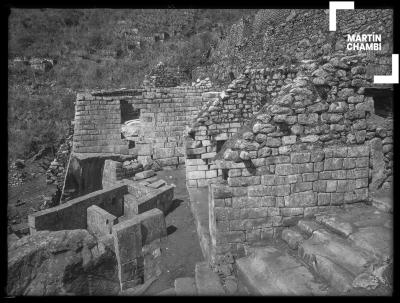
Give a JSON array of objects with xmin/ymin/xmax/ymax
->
[
  {"xmin": 237, "ymin": 203, "xmax": 392, "ymax": 295},
  {"xmin": 156, "ymin": 262, "xmax": 226, "ymax": 295}
]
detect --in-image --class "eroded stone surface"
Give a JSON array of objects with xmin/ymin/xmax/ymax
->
[
  {"xmin": 236, "ymin": 246, "xmax": 330, "ymax": 295},
  {"xmin": 195, "ymin": 262, "xmax": 225, "ymax": 295}
]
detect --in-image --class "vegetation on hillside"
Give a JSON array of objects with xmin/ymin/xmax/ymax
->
[{"xmin": 8, "ymin": 9, "xmax": 254, "ymax": 160}]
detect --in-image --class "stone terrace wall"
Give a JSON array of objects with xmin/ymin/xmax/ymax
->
[
  {"xmin": 72, "ymin": 86, "xmax": 217, "ymax": 168},
  {"xmin": 197, "ymin": 9, "xmax": 392, "ymax": 84},
  {"xmin": 207, "ymin": 53, "xmax": 392, "ymax": 259},
  {"xmin": 142, "ymin": 62, "xmax": 189, "ymax": 87},
  {"xmin": 186, "ymin": 64, "xmax": 300, "ymax": 188}
]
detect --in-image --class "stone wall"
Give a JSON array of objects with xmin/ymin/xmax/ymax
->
[
  {"xmin": 143, "ymin": 62, "xmax": 190, "ymax": 87},
  {"xmin": 66, "ymin": 85, "xmax": 216, "ymax": 200},
  {"xmin": 197, "ymin": 9, "xmax": 393, "ymax": 85},
  {"xmin": 73, "ymin": 86, "xmax": 216, "ymax": 168},
  {"xmin": 73, "ymin": 92, "xmax": 129, "ymax": 154},
  {"xmin": 204, "ymin": 53, "xmax": 392, "ymax": 260},
  {"xmin": 186, "ymin": 65, "xmax": 300, "ymax": 188},
  {"xmin": 112, "ymin": 208, "xmax": 166, "ymax": 291},
  {"xmin": 28, "ymin": 184, "xmax": 127, "ymax": 234},
  {"xmin": 210, "ymin": 145, "xmax": 369, "ymax": 258}
]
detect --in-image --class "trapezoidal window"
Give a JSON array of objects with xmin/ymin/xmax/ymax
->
[{"xmin": 364, "ymin": 88, "xmax": 393, "ymax": 118}]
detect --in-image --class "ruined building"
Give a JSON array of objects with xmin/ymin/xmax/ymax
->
[{"xmin": 8, "ymin": 8, "xmax": 393, "ymax": 296}]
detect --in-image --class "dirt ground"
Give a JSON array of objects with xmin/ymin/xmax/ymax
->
[
  {"xmin": 143, "ymin": 167, "xmax": 205, "ymax": 294},
  {"xmin": 7, "ymin": 160, "xmax": 58, "ymax": 237}
]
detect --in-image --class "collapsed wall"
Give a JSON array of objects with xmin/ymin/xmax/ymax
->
[{"xmin": 206, "ymin": 53, "xmax": 393, "ymax": 260}]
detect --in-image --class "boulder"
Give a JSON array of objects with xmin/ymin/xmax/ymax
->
[{"xmin": 7, "ymin": 229, "xmax": 119, "ymax": 296}]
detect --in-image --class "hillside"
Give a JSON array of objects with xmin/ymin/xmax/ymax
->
[{"xmin": 8, "ymin": 9, "xmax": 255, "ymax": 161}]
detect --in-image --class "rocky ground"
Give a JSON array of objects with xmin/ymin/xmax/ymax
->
[
  {"xmin": 8, "ymin": 156, "xmax": 58, "ymax": 237},
  {"xmin": 7, "ymin": 165, "xmax": 206, "ymax": 295}
]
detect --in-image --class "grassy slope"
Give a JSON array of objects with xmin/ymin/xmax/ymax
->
[{"xmin": 8, "ymin": 9, "xmax": 254, "ymax": 160}]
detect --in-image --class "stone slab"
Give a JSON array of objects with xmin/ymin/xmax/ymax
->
[
  {"xmin": 87, "ymin": 205, "xmax": 117, "ymax": 238},
  {"xmin": 174, "ymin": 277, "xmax": 197, "ymax": 295},
  {"xmin": 349, "ymin": 226, "xmax": 392, "ymax": 261},
  {"xmin": 195, "ymin": 262, "xmax": 225, "ymax": 295},
  {"xmin": 188, "ymin": 187, "xmax": 212, "ymax": 262},
  {"xmin": 147, "ymin": 179, "xmax": 166, "ymax": 189},
  {"xmin": 299, "ymin": 230, "xmax": 376, "ymax": 277},
  {"xmin": 315, "ymin": 214, "xmax": 353, "ymax": 238},
  {"xmin": 156, "ymin": 288, "xmax": 176, "ymax": 296},
  {"xmin": 236, "ymin": 246, "xmax": 330, "ymax": 295},
  {"xmin": 281, "ymin": 228, "xmax": 305, "ymax": 249}
]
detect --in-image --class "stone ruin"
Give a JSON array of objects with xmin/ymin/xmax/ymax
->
[{"xmin": 8, "ymin": 8, "xmax": 394, "ymax": 296}]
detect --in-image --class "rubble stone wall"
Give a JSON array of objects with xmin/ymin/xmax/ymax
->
[
  {"xmin": 196, "ymin": 9, "xmax": 393, "ymax": 84},
  {"xmin": 205, "ymin": 53, "xmax": 392, "ymax": 260},
  {"xmin": 186, "ymin": 65, "xmax": 300, "ymax": 188}
]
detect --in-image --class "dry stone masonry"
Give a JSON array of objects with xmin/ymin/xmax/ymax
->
[
  {"xmin": 200, "ymin": 52, "xmax": 393, "ymax": 261},
  {"xmin": 186, "ymin": 65, "xmax": 300, "ymax": 188},
  {"xmin": 195, "ymin": 9, "xmax": 392, "ymax": 85},
  {"xmin": 26, "ymin": 156, "xmax": 176, "ymax": 294}
]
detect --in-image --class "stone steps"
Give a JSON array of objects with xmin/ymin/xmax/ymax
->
[
  {"xmin": 174, "ymin": 277, "xmax": 197, "ymax": 295},
  {"xmin": 195, "ymin": 262, "xmax": 225, "ymax": 295},
  {"xmin": 156, "ymin": 262, "xmax": 226, "ymax": 296},
  {"xmin": 280, "ymin": 204, "xmax": 392, "ymax": 294},
  {"xmin": 236, "ymin": 245, "xmax": 332, "ymax": 295}
]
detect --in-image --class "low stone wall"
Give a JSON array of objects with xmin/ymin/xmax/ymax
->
[
  {"xmin": 62, "ymin": 153, "xmax": 134, "ymax": 201},
  {"xmin": 102, "ymin": 159, "xmax": 175, "ymax": 216},
  {"xmin": 28, "ymin": 184, "xmax": 127, "ymax": 234},
  {"xmin": 112, "ymin": 208, "xmax": 166, "ymax": 291},
  {"xmin": 209, "ymin": 145, "xmax": 370, "ymax": 259}
]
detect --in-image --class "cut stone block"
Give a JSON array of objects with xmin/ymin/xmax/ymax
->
[
  {"xmin": 156, "ymin": 288, "xmax": 176, "ymax": 296},
  {"xmin": 297, "ymin": 220, "xmax": 322, "ymax": 237},
  {"xmin": 281, "ymin": 228, "xmax": 305, "ymax": 249},
  {"xmin": 349, "ymin": 226, "xmax": 392, "ymax": 260},
  {"xmin": 87, "ymin": 205, "xmax": 117, "ymax": 238},
  {"xmin": 123, "ymin": 183, "xmax": 174, "ymax": 217},
  {"xmin": 147, "ymin": 179, "xmax": 166, "ymax": 189},
  {"xmin": 112, "ymin": 218, "xmax": 142, "ymax": 264},
  {"xmin": 315, "ymin": 214, "xmax": 353, "ymax": 238},
  {"xmin": 174, "ymin": 277, "xmax": 197, "ymax": 295},
  {"xmin": 137, "ymin": 208, "xmax": 167, "ymax": 246},
  {"xmin": 195, "ymin": 262, "xmax": 225, "ymax": 295},
  {"xmin": 236, "ymin": 246, "xmax": 330, "ymax": 295},
  {"xmin": 135, "ymin": 170, "xmax": 156, "ymax": 180},
  {"xmin": 298, "ymin": 229, "xmax": 377, "ymax": 292}
]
